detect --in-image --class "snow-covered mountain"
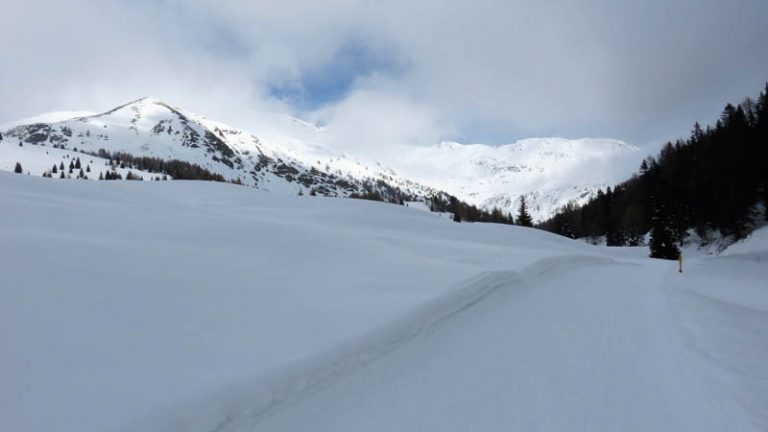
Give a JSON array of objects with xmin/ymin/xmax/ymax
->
[
  {"xmin": 388, "ymin": 138, "xmax": 640, "ymax": 221},
  {"xmin": 1, "ymin": 97, "xmax": 439, "ymax": 199},
  {"xmin": 1, "ymin": 98, "xmax": 640, "ymax": 221}
]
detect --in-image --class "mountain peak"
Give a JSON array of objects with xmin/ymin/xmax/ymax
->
[
  {"xmin": 127, "ymin": 96, "xmax": 167, "ymax": 106},
  {"xmin": 91, "ymin": 97, "xmax": 189, "ymax": 128}
]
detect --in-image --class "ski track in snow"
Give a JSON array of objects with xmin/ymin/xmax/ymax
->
[
  {"xmin": 142, "ymin": 255, "xmax": 617, "ymax": 432},
  {"xmin": 248, "ymin": 258, "xmax": 757, "ymax": 432},
  {"xmin": 136, "ymin": 252, "xmax": 765, "ymax": 432}
]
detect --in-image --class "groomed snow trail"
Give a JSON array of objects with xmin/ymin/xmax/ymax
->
[{"xmin": 250, "ymin": 259, "xmax": 732, "ymax": 432}]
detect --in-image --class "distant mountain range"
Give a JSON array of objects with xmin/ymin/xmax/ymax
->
[
  {"xmin": 390, "ymin": 138, "xmax": 639, "ymax": 221},
  {"xmin": 1, "ymin": 97, "xmax": 639, "ymax": 221}
]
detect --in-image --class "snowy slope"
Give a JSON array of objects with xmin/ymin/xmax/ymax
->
[
  {"xmin": 0, "ymin": 139, "xmax": 162, "ymax": 180},
  {"xmin": 0, "ymin": 171, "xmax": 592, "ymax": 432},
  {"xmin": 721, "ymin": 225, "xmax": 768, "ymax": 257},
  {"xmin": 389, "ymin": 138, "xmax": 640, "ymax": 221},
  {"xmin": 1, "ymin": 99, "xmax": 639, "ymax": 220},
  {"xmin": 2, "ymin": 172, "xmax": 765, "ymax": 432}
]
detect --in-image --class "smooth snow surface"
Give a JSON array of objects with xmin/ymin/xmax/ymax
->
[{"xmin": 1, "ymin": 172, "xmax": 765, "ymax": 432}]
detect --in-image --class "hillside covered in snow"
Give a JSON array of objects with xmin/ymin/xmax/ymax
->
[{"xmin": 1, "ymin": 172, "xmax": 766, "ymax": 432}]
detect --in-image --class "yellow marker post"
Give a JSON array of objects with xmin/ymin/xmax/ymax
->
[{"xmin": 678, "ymin": 253, "xmax": 683, "ymax": 273}]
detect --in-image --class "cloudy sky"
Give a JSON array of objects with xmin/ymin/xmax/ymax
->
[{"xmin": 1, "ymin": 0, "xmax": 766, "ymax": 153}]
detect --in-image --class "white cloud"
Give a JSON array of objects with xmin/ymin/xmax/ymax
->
[
  {"xmin": 1, "ymin": 0, "xmax": 766, "ymax": 151},
  {"xmin": 311, "ymin": 86, "xmax": 450, "ymax": 156}
]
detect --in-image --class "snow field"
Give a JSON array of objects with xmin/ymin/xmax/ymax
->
[
  {"xmin": 1, "ymin": 172, "xmax": 765, "ymax": 432},
  {"xmin": 0, "ymin": 172, "xmax": 592, "ymax": 432}
]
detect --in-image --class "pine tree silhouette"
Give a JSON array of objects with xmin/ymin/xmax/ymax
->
[
  {"xmin": 516, "ymin": 196, "xmax": 533, "ymax": 227},
  {"xmin": 649, "ymin": 202, "xmax": 680, "ymax": 260}
]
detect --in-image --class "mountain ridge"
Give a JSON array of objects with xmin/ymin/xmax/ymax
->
[{"xmin": 1, "ymin": 98, "xmax": 639, "ymax": 221}]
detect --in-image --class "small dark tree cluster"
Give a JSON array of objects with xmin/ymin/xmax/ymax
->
[
  {"xmin": 103, "ymin": 171, "xmax": 123, "ymax": 180},
  {"xmin": 429, "ymin": 194, "xmax": 514, "ymax": 225},
  {"xmin": 348, "ymin": 179, "xmax": 419, "ymax": 204},
  {"xmin": 14, "ymin": 162, "xmax": 23, "ymax": 173},
  {"xmin": 125, "ymin": 171, "xmax": 142, "ymax": 180}
]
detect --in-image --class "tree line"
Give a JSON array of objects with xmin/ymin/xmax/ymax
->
[
  {"xmin": 539, "ymin": 83, "xmax": 768, "ymax": 258},
  {"xmin": 348, "ymin": 178, "xmax": 531, "ymax": 226},
  {"xmin": 88, "ymin": 149, "xmax": 231, "ymax": 183},
  {"xmin": 428, "ymin": 194, "xmax": 523, "ymax": 225}
]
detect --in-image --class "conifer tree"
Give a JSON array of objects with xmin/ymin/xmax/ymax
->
[
  {"xmin": 52, "ymin": 164, "xmax": 58, "ymax": 174},
  {"xmin": 516, "ymin": 196, "xmax": 533, "ymax": 227},
  {"xmin": 14, "ymin": 162, "xmax": 22, "ymax": 173},
  {"xmin": 649, "ymin": 202, "xmax": 680, "ymax": 260}
]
